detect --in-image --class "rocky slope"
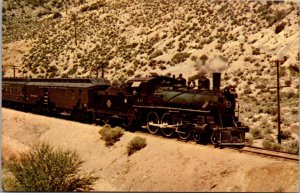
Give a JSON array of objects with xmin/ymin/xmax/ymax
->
[{"xmin": 2, "ymin": 0, "xmax": 299, "ymax": 150}]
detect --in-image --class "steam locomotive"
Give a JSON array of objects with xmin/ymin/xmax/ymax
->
[{"xmin": 2, "ymin": 72, "xmax": 249, "ymax": 145}]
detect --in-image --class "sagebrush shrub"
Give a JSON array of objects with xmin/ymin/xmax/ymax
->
[
  {"xmin": 279, "ymin": 130, "xmax": 292, "ymax": 140},
  {"xmin": 245, "ymin": 134, "xmax": 253, "ymax": 145},
  {"xmin": 264, "ymin": 134, "xmax": 274, "ymax": 142},
  {"xmin": 6, "ymin": 142, "xmax": 98, "ymax": 192},
  {"xmin": 262, "ymin": 139, "xmax": 273, "ymax": 150},
  {"xmin": 149, "ymin": 50, "xmax": 163, "ymax": 59},
  {"xmin": 262, "ymin": 139, "xmax": 284, "ymax": 151},
  {"xmin": 250, "ymin": 128, "xmax": 263, "ymax": 139},
  {"xmin": 272, "ymin": 143, "xmax": 283, "ymax": 151},
  {"xmin": 127, "ymin": 136, "xmax": 147, "ymax": 156},
  {"xmin": 264, "ymin": 107, "xmax": 277, "ymax": 116},
  {"xmin": 171, "ymin": 52, "xmax": 191, "ymax": 64},
  {"xmin": 99, "ymin": 124, "xmax": 124, "ymax": 146},
  {"xmin": 283, "ymin": 90, "xmax": 295, "ymax": 99},
  {"xmin": 284, "ymin": 141, "xmax": 299, "ymax": 154},
  {"xmin": 2, "ymin": 176, "xmax": 17, "ymax": 191}
]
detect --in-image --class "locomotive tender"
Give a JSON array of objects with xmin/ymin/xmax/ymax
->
[{"xmin": 2, "ymin": 72, "xmax": 249, "ymax": 145}]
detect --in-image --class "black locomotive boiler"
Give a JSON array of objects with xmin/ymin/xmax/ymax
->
[{"xmin": 2, "ymin": 72, "xmax": 249, "ymax": 145}]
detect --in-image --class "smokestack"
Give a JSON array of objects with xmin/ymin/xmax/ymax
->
[{"xmin": 213, "ymin": 72, "xmax": 221, "ymax": 91}]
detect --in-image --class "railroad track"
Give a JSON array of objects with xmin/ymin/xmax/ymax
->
[
  {"xmin": 232, "ymin": 145, "xmax": 299, "ymax": 162},
  {"xmin": 135, "ymin": 130, "xmax": 299, "ymax": 162},
  {"xmin": 135, "ymin": 131, "xmax": 299, "ymax": 162}
]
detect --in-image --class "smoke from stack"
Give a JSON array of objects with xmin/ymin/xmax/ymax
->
[
  {"xmin": 189, "ymin": 55, "xmax": 228, "ymax": 80},
  {"xmin": 188, "ymin": 55, "xmax": 228, "ymax": 90},
  {"xmin": 207, "ymin": 56, "xmax": 228, "ymax": 73},
  {"xmin": 188, "ymin": 69, "xmax": 207, "ymax": 81}
]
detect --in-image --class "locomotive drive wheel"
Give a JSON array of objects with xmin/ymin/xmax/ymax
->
[
  {"xmin": 175, "ymin": 117, "xmax": 191, "ymax": 140},
  {"xmin": 147, "ymin": 112, "xmax": 159, "ymax": 134},
  {"xmin": 177, "ymin": 127, "xmax": 191, "ymax": 140},
  {"xmin": 210, "ymin": 131, "xmax": 219, "ymax": 145},
  {"xmin": 161, "ymin": 113, "xmax": 174, "ymax": 137}
]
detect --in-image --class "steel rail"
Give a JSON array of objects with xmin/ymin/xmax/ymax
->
[
  {"xmin": 234, "ymin": 146, "xmax": 299, "ymax": 162},
  {"xmin": 246, "ymin": 145, "xmax": 299, "ymax": 155}
]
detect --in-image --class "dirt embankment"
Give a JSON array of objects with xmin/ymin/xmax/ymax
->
[{"xmin": 2, "ymin": 108, "xmax": 298, "ymax": 192}]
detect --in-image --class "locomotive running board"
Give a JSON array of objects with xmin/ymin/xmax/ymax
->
[
  {"xmin": 133, "ymin": 105, "xmax": 210, "ymax": 113},
  {"xmin": 148, "ymin": 122, "xmax": 182, "ymax": 129}
]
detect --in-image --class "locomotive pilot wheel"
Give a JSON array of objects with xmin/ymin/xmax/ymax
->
[
  {"xmin": 147, "ymin": 112, "xmax": 159, "ymax": 134},
  {"xmin": 193, "ymin": 132, "xmax": 201, "ymax": 142},
  {"xmin": 210, "ymin": 131, "xmax": 219, "ymax": 145},
  {"xmin": 161, "ymin": 113, "xmax": 174, "ymax": 137}
]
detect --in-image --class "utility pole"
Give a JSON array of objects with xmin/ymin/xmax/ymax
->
[
  {"xmin": 65, "ymin": 2, "xmax": 68, "ymax": 15},
  {"xmin": 3, "ymin": 65, "xmax": 17, "ymax": 78},
  {"xmin": 96, "ymin": 66, "xmax": 99, "ymax": 78},
  {"xmin": 70, "ymin": 11, "xmax": 78, "ymax": 47},
  {"xmin": 272, "ymin": 56, "xmax": 287, "ymax": 144},
  {"xmin": 276, "ymin": 59, "xmax": 281, "ymax": 144},
  {"xmin": 101, "ymin": 62, "xmax": 104, "ymax": 78},
  {"xmin": 13, "ymin": 65, "xmax": 16, "ymax": 78},
  {"xmin": 74, "ymin": 14, "xmax": 77, "ymax": 47}
]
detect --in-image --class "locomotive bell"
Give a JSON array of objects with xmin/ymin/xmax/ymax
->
[{"xmin": 213, "ymin": 72, "xmax": 221, "ymax": 91}]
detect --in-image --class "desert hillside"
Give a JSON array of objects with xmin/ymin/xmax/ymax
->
[
  {"xmin": 2, "ymin": 0, "xmax": 299, "ymax": 151},
  {"xmin": 2, "ymin": 108, "xmax": 298, "ymax": 192}
]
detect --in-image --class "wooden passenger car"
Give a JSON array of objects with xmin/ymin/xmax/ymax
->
[
  {"xmin": 2, "ymin": 78, "xmax": 30, "ymax": 105},
  {"xmin": 25, "ymin": 78, "xmax": 110, "ymax": 113},
  {"xmin": 2, "ymin": 78, "xmax": 111, "ymax": 115}
]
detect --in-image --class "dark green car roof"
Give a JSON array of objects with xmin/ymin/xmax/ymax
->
[{"xmin": 2, "ymin": 78, "xmax": 111, "ymax": 88}]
